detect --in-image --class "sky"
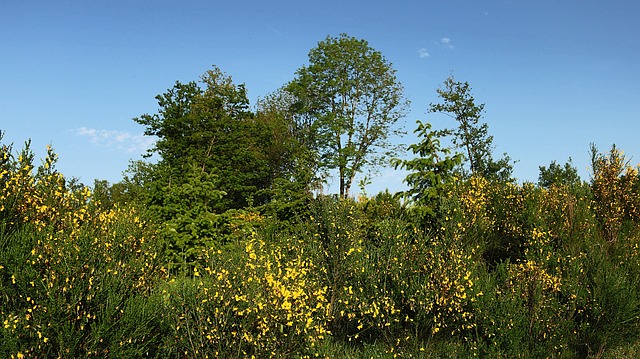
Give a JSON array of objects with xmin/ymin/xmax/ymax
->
[{"xmin": 2, "ymin": 0, "xmax": 639, "ymax": 195}]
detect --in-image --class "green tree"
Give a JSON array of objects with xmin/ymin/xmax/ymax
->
[
  {"xmin": 134, "ymin": 66, "xmax": 272, "ymax": 212},
  {"xmin": 254, "ymin": 89, "xmax": 320, "ymax": 190},
  {"xmin": 538, "ymin": 158, "xmax": 581, "ymax": 188},
  {"xmin": 89, "ymin": 159, "xmax": 158, "ymax": 211},
  {"xmin": 392, "ymin": 120, "xmax": 462, "ymax": 216},
  {"xmin": 429, "ymin": 77, "xmax": 513, "ymax": 181},
  {"xmin": 251, "ymin": 91, "xmax": 317, "ymax": 220},
  {"xmin": 287, "ymin": 34, "xmax": 409, "ymax": 198},
  {"xmin": 152, "ymin": 162, "xmax": 228, "ymax": 269}
]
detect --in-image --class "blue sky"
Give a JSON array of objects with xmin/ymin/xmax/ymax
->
[{"xmin": 2, "ymin": 0, "xmax": 639, "ymax": 195}]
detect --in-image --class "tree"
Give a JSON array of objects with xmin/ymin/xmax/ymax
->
[
  {"xmin": 393, "ymin": 120, "xmax": 462, "ymax": 216},
  {"xmin": 254, "ymin": 89, "xmax": 320, "ymax": 191},
  {"xmin": 251, "ymin": 90, "xmax": 317, "ymax": 220},
  {"xmin": 429, "ymin": 77, "xmax": 513, "ymax": 181},
  {"xmin": 134, "ymin": 66, "xmax": 272, "ymax": 212},
  {"xmin": 287, "ymin": 34, "xmax": 409, "ymax": 198},
  {"xmin": 538, "ymin": 158, "xmax": 581, "ymax": 188},
  {"xmin": 153, "ymin": 162, "xmax": 227, "ymax": 268},
  {"xmin": 130, "ymin": 66, "xmax": 317, "ymax": 267}
]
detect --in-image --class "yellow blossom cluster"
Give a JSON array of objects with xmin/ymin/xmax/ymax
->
[
  {"xmin": 1, "ymin": 143, "xmax": 166, "ymax": 357},
  {"xmin": 417, "ymin": 239, "xmax": 478, "ymax": 337},
  {"xmin": 161, "ymin": 233, "xmax": 329, "ymax": 358},
  {"xmin": 591, "ymin": 146, "xmax": 640, "ymax": 242},
  {"xmin": 0, "ymin": 143, "xmax": 92, "ymax": 233},
  {"xmin": 4, "ymin": 139, "xmax": 640, "ymax": 357}
]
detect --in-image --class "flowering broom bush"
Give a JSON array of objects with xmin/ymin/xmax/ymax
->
[
  {"xmin": 3, "ymin": 135, "xmax": 640, "ymax": 358},
  {"xmin": 1, "ymin": 140, "xmax": 167, "ymax": 358}
]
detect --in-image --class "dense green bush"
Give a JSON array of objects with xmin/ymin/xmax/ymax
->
[{"xmin": 3, "ymin": 139, "xmax": 640, "ymax": 358}]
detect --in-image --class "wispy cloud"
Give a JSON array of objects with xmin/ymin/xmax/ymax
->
[
  {"xmin": 74, "ymin": 127, "xmax": 156, "ymax": 153},
  {"xmin": 419, "ymin": 38, "xmax": 454, "ymax": 58},
  {"xmin": 418, "ymin": 48, "xmax": 430, "ymax": 58},
  {"xmin": 264, "ymin": 23, "xmax": 285, "ymax": 37},
  {"xmin": 440, "ymin": 37, "xmax": 454, "ymax": 49}
]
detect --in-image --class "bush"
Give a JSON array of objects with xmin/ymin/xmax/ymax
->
[
  {"xmin": 4, "ymin": 136, "xmax": 640, "ymax": 358},
  {"xmin": 1, "ymin": 141, "xmax": 166, "ymax": 358}
]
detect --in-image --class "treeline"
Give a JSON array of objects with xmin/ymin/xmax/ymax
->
[{"xmin": 2, "ymin": 34, "xmax": 640, "ymax": 358}]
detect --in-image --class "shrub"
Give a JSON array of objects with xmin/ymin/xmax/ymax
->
[
  {"xmin": 590, "ymin": 144, "xmax": 640, "ymax": 242},
  {"xmin": 1, "ymin": 141, "xmax": 166, "ymax": 358}
]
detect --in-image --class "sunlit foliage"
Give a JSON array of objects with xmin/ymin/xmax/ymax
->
[{"xmin": 3, "ymin": 119, "xmax": 640, "ymax": 357}]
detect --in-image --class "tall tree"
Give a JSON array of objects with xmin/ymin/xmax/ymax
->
[
  {"xmin": 134, "ymin": 66, "xmax": 269, "ymax": 212},
  {"xmin": 254, "ymin": 89, "xmax": 320, "ymax": 190},
  {"xmin": 429, "ymin": 77, "xmax": 513, "ymax": 181},
  {"xmin": 287, "ymin": 34, "xmax": 409, "ymax": 198}
]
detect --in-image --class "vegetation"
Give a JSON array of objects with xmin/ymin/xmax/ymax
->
[
  {"xmin": 3, "ymin": 34, "xmax": 640, "ymax": 358},
  {"xmin": 538, "ymin": 158, "xmax": 581, "ymax": 188},
  {"xmin": 429, "ymin": 77, "xmax": 514, "ymax": 181},
  {"xmin": 286, "ymin": 34, "xmax": 409, "ymax": 198},
  {"xmin": 392, "ymin": 120, "xmax": 462, "ymax": 218}
]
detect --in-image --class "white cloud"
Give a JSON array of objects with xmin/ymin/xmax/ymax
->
[
  {"xmin": 440, "ymin": 37, "xmax": 454, "ymax": 49},
  {"xmin": 74, "ymin": 127, "xmax": 156, "ymax": 153},
  {"xmin": 418, "ymin": 48, "xmax": 430, "ymax": 58}
]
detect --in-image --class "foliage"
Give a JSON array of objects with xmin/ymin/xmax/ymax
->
[
  {"xmin": 134, "ymin": 66, "xmax": 288, "ymax": 212},
  {"xmin": 287, "ymin": 33, "xmax": 409, "ymax": 198},
  {"xmin": 590, "ymin": 143, "xmax": 640, "ymax": 242},
  {"xmin": 538, "ymin": 158, "xmax": 582, "ymax": 188},
  {"xmin": 149, "ymin": 162, "xmax": 226, "ymax": 271},
  {"xmin": 1, "ymin": 140, "xmax": 167, "ymax": 358},
  {"xmin": 99, "ymin": 159, "xmax": 157, "ymax": 208},
  {"xmin": 392, "ymin": 120, "xmax": 463, "ymax": 217},
  {"xmin": 4, "ymin": 137, "xmax": 640, "ymax": 357},
  {"xmin": 254, "ymin": 89, "xmax": 321, "ymax": 191},
  {"xmin": 252, "ymin": 91, "xmax": 317, "ymax": 221},
  {"xmin": 130, "ymin": 66, "xmax": 317, "ymax": 269},
  {"xmin": 5, "ymin": 29, "xmax": 640, "ymax": 356},
  {"xmin": 157, "ymin": 232, "xmax": 329, "ymax": 358},
  {"xmin": 429, "ymin": 77, "xmax": 514, "ymax": 181}
]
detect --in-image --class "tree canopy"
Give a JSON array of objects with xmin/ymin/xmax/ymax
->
[
  {"xmin": 134, "ymin": 66, "xmax": 295, "ymax": 212},
  {"xmin": 538, "ymin": 158, "xmax": 581, "ymax": 188},
  {"xmin": 287, "ymin": 34, "xmax": 409, "ymax": 198},
  {"xmin": 429, "ymin": 77, "xmax": 513, "ymax": 181}
]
